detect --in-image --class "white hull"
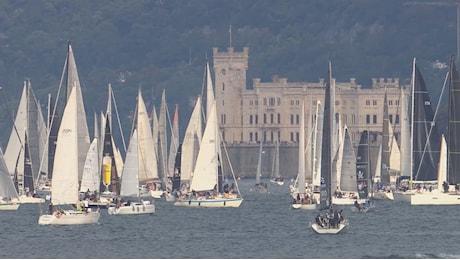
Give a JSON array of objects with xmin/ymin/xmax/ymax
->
[
  {"xmin": 19, "ymin": 195, "xmax": 45, "ymax": 204},
  {"xmin": 372, "ymin": 190, "xmax": 394, "ymax": 201},
  {"xmin": 269, "ymin": 179, "xmax": 284, "ymax": 186},
  {"xmin": 0, "ymin": 202, "xmax": 20, "ymax": 210},
  {"xmin": 108, "ymin": 202, "xmax": 155, "ymax": 215},
  {"xmin": 310, "ymin": 221, "xmax": 348, "ymax": 234},
  {"xmin": 38, "ymin": 210, "xmax": 100, "ymax": 225},
  {"xmin": 410, "ymin": 191, "xmax": 460, "ymax": 205},
  {"xmin": 174, "ymin": 197, "xmax": 243, "ymax": 208},
  {"xmin": 332, "ymin": 197, "xmax": 366, "ymax": 205},
  {"xmin": 291, "ymin": 203, "xmax": 316, "ymax": 210},
  {"xmin": 393, "ymin": 190, "xmax": 415, "ymax": 203},
  {"xmin": 149, "ymin": 190, "xmax": 164, "ymax": 199}
]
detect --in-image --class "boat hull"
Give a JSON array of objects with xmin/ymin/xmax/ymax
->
[
  {"xmin": 332, "ymin": 197, "xmax": 366, "ymax": 205},
  {"xmin": 38, "ymin": 210, "xmax": 100, "ymax": 225},
  {"xmin": 107, "ymin": 202, "xmax": 155, "ymax": 215},
  {"xmin": 291, "ymin": 203, "xmax": 316, "ymax": 210},
  {"xmin": 174, "ymin": 197, "xmax": 243, "ymax": 208},
  {"xmin": 0, "ymin": 202, "xmax": 20, "ymax": 210},
  {"xmin": 310, "ymin": 221, "xmax": 348, "ymax": 234},
  {"xmin": 19, "ymin": 195, "xmax": 45, "ymax": 204},
  {"xmin": 372, "ymin": 190, "xmax": 394, "ymax": 200},
  {"xmin": 410, "ymin": 191, "xmax": 460, "ymax": 205},
  {"xmin": 350, "ymin": 205, "xmax": 375, "ymax": 212}
]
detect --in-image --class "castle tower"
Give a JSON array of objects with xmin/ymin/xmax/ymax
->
[{"xmin": 212, "ymin": 47, "xmax": 249, "ymax": 143}]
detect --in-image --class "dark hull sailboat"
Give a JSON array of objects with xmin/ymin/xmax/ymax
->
[{"xmin": 311, "ymin": 62, "xmax": 348, "ymax": 234}]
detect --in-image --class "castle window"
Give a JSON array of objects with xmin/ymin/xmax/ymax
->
[
  {"xmin": 250, "ymin": 100, "xmax": 253, "ymax": 106},
  {"xmin": 366, "ymin": 100, "xmax": 370, "ymax": 106},
  {"xmin": 290, "ymin": 114, "xmax": 294, "ymax": 124},
  {"xmin": 290, "ymin": 132, "xmax": 294, "ymax": 142},
  {"xmin": 296, "ymin": 132, "xmax": 299, "ymax": 142},
  {"xmin": 278, "ymin": 113, "xmax": 281, "ymax": 124},
  {"xmin": 395, "ymin": 100, "xmax": 399, "ymax": 106},
  {"xmin": 373, "ymin": 100, "xmax": 377, "ymax": 106},
  {"xmin": 249, "ymin": 132, "xmax": 253, "ymax": 142},
  {"xmin": 277, "ymin": 98, "xmax": 281, "ymax": 106},
  {"xmin": 295, "ymin": 100, "xmax": 300, "ymax": 106},
  {"xmin": 366, "ymin": 115, "xmax": 370, "ymax": 124},
  {"xmin": 255, "ymin": 132, "xmax": 259, "ymax": 142},
  {"xmin": 389, "ymin": 114, "xmax": 393, "ymax": 124},
  {"xmin": 296, "ymin": 114, "xmax": 300, "ymax": 125},
  {"xmin": 373, "ymin": 115, "xmax": 377, "ymax": 124},
  {"xmin": 270, "ymin": 114, "xmax": 274, "ymax": 124},
  {"xmin": 389, "ymin": 100, "xmax": 393, "ymax": 106},
  {"xmin": 270, "ymin": 98, "xmax": 275, "ymax": 106},
  {"xmin": 249, "ymin": 115, "xmax": 253, "ymax": 125},
  {"xmin": 255, "ymin": 115, "xmax": 259, "ymax": 124},
  {"xmin": 222, "ymin": 131, "xmax": 225, "ymax": 142},
  {"xmin": 290, "ymin": 100, "xmax": 294, "ymax": 105},
  {"xmin": 264, "ymin": 114, "xmax": 267, "ymax": 124},
  {"xmin": 395, "ymin": 115, "xmax": 400, "ymax": 124},
  {"xmin": 270, "ymin": 131, "xmax": 274, "ymax": 142},
  {"xmin": 263, "ymin": 131, "xmax": 267, "ymax": 142},
  {"xmin": 222, "ymin": 83, "xmax": 225, "ymax": 91}
]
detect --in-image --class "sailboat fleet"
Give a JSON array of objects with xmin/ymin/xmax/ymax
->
[{"xmin": 0, "ymin": 41, "xmax": 457, "ymax": 232}]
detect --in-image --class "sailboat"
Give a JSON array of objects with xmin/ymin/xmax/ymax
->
[
  {"xmin": 107, "ymin": 129, "xmax": 155, "ymax": 215},
  {"xmin": 251, "ymin": 140, "xmax": 268, "ymax": 193},
  {"xmin": 4, "ymin": 79, "xmax": 46, "ymax": 203},
  {"xmin": 408, "ymin": 57, "xmax": 460, "ymax": 205},
  {"xmin": 351, "ymin": 130, "xmax": 375, "ymax": 212},
  {"xmin": 0, "ymin": 147, "xmax": 20, "ymax": 210},
  {"xmin": 395, "ymin": 58, "xmax": 442, "ymax": 203},
  {"xmin": 374, "ymin": 91, "xmax": 396, "ymax": 201},
  {"xmin": 331, "ymin": 126, "xmax": 363, "ymax": 205},
  {"xmin": 291, "ymin": 101, "xmax": 316, "ymax": 209},
  {"xmin": 310, "ymin": 61, "xmax": 348, "ymax": 234},
  {"xmin": 38, "ymin": 43, "xmax": 100, "ymax": 225},
  {"xmin": 174, "ymin": 101, "xmax": 243, "ymax": 207},
  {"xmin": 269, "ymin": 139, "xmax": 284, "ymax": 185}
]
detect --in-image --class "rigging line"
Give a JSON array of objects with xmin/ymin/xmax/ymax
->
[
  {"xmin": 414, "ymin": 70, "xmax": 449, "ymax": 181},
  {"xmin": 35, "ymin": 54, "xmax": 67, "ymax": 188},
  {"xmin": 110, "ymin": 87, "xmax": 127, "ymax": 153},
  {"xmin": 0, "ymin": 82, "xmax": 25, "ymax": 158}
]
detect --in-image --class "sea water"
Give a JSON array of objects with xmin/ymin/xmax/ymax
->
[{"xmin": 1, "ymin": 179, "xmax": 460, "ymax": 259}]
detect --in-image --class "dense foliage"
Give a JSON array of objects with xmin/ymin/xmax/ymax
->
[{"xmin": 0, "ymin": 0, "xmax": 456, "ymax": 145}]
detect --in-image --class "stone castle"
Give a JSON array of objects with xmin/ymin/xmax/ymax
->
[{"xmin": 211, "ymin": 47, "xmax": 408, "ymax": 179}]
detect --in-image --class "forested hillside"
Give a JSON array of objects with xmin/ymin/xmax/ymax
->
[{"xmin": 0, "ymin": 0, "xmax": 456, "ymax": 145}]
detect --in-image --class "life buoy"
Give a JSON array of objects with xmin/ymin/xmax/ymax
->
[{"xmin": 55, "ymin": 211, "xmax": 62, "ymax": 218}]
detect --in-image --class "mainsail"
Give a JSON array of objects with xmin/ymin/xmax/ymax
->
[{"xmin": 447, "ymin": 58, "xmax": 460, "ymax": 185}]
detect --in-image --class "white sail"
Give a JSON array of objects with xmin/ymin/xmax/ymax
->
[
  {"xmin": 181, "ymin": 96, "xmax": 202, "ymax": 183},
  {"xmin": 137, "ymin": 90, "xmax": 158, "ymax": 182},
  {"xmin": 4, "ymin": 83, "xmax": 27, "ymax": 176},
  {"xmin": 67, "ymin": 45, "xmax": 90, "ymax": 182},
  {"xmin": 206, "ymin": 61, "xmax": 215, "ymax": 120},
  {"xmin": 389, "ymin": 120, "xmax": 401, "ymax": 173},
  {"xmin": 190, "ymin": 102, "xmax": 219, "ymax": 191},
  {"xmin": 374, "ymin": 144, "xmax": 382, "ymax": 183},
  {"xmin": 167, "ymin": 105, "xmax": 179, "ymax": 177},
  {"xmin": 437, "ymin": 135, "xmax": 447, "ymax": 191},
  {"xmin": 338, "ymin": 127, "xmax": 357, "ymax": 192},
  {"xmin": 400, "ymin": 87, "xmax": 411, "ymax": 177},
  {"xmin": 256, "ymin": 140, "xmax": 264, "ymax": 184},
  {"xmin": 121, "ymin": 129, "xmax": 139, "ymax": 197},
  {"xmin": 52, "ymin": 87, "xmax": 80, "ymax": 205},
  {"xmin": 80, "ymin": 138, "xmax": 100, "ymax": 193},
  {"xmin": 296, "ymin": 102, "xmax": 306, "ymax": 194},
  {"xmin": 312, "ymin": 100, "xmax": 323, "ymax": 187},
  {"xmin": 0, "ymin": 148, "xmax": 19, "ymax": 200},
  {"xmin": 159, "ymin": 90, "xmax": 168, "ymax": 182}
]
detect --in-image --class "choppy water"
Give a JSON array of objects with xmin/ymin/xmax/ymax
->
[{"xmin": 1, "ymin": 179, "xmax": 460, "ymax": 259}]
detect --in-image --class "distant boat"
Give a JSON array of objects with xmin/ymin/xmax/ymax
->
[
  {"xmin": 107, "ymin": 129, "xmax": 155, "ymax": 215},
  {"xmin": 291, "ymin": 101, "xmax": 316, "ymax": 209},
  {"xmin": 251, "ymin": 140, "xmax": 268, "ymax": 193},
  {"xmin": 269, "ymin": 139, "xmax": 284, "ymax": 186},
  {"xmin": 38, "ymin": 43, "xmax": 100, "ymax": 225},
  {"xmin": 0, "ymin": 147, "xmax": 20, "ymax": 210},
  {"xmin": 4, "ymin": 80, "xmax": 46, "ymax": 204},
  {"xmin": 174, "ymin": 101, "xmax": 243, "ymax": 208},
  {"xmin": 351, "ymin": 130, "xmax": 375, "ymax": 212}
]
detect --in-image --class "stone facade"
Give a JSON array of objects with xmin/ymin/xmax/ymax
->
[{"xmin": 213, "ymin": 47, "xmax": 408, "ymax": 179}]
